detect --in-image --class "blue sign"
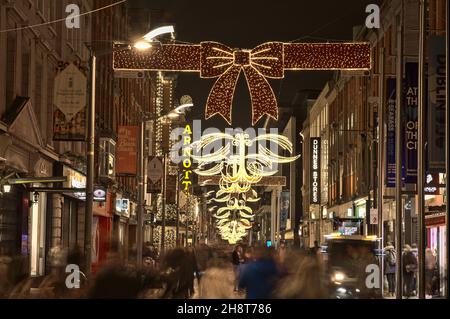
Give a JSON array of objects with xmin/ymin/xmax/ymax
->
[
  {"xmin": 427, "ymin": 36, "xmax": 446, "ymax": 171},
  {"xmin": 386, "ymin": 78, "xmax": 396, "ymax": 187}
]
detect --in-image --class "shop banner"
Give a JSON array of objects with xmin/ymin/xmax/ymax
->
[
  {"xmin": 427, "ymin": 35, "xmax": 446, "ymax": 171},
  {"xmin": 404, "ymin": 62, "xmax": 418, "ymax": 184},
  {"xmin": 310, "ymin": 137, "xmax": 321, "ymax": 204},
  {"xmin": 147, "ymin": 156, "xmax": 163, "ymax": 193},
  {"xmin": 53, "ymin": 63, "xmax": 87, "ymax": 141},
  {"xmin": 166, "ymin": 175, "xmax": 177, "ymax": 204},
  {"xmin": 279, "ymin": 191, "xmax": 290, "ymax": 231},
  {"xmin": 117, "ymin": 126, "xmax": 138, "ymax": 175},
  {"xmin": 386, "ymin": 78, "xmax": 396, "ymax": 187}
]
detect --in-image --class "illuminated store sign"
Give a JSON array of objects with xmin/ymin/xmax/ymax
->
[
  {"xmin": 310, "ymin": 137, "xmax": 321, "ymax": 204},
  {"xmin": 181, "ymin": 124, "xmax": 193, "ymax": 192}
]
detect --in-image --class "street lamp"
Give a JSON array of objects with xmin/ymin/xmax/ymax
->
[
  {"xmin": 84, "ymin": 25, "xmax": 175, "ymax": 275},
  {"xmin": 143, "ymin": 25, "xmax": 175, "ymax": 42},
  {"xmin": 133, "ymin": 41, "xmax": 153, "ymax": 51},
  {"xmin": 2, "ymin": 184, "xmax": 11, "ymax": 193},
  {"xmin": 134, "ymin": 25, "xmax": 175, "ymax": 50}
]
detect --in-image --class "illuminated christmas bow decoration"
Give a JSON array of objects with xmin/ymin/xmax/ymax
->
[
  {"xmin": 113, "ymin": 42, "xmax": 371, "ymax": 125},
  {"xmin": 200, "ymin": 42, "xmax": 282, "ymax": 125}
]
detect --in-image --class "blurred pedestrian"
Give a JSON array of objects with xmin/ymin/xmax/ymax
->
[
  {"xmin": 87, "ymin": 265, "xmax": 142, "ymax": 299},
  {"xmin": 275, "ymin": 252, "xmax": 327, "ymax": 299},
  {"xmin": 195, "ymin": 257, "xmax": 236, "ymax": 299},
  {"xmin": 159, "ymin": 248, "xmax": 197, "ymax": 299},
  {"xmin": 186, "ymin": 247, "xmax": 200, "ymax": 297},
  {"xmin": 384, "ymin": 242, "xmax": 396, "ymax": 297},
  {"xmin": 87, "ymin": 243, "xmax": 142, "ymax": 299},
  {"xmin": 278, "ymin": 241, "xmax": 287, "ymax": 264},
  {"xmin": 0, "ymin": 255, "xmax": 12, "ymax": 298},
  {"xmin": 425, "ymin": 248, "xmax": 436, "ymax": 298},
  {"xmin": 411, "ymin": 243, "xmax": 418, "ymax": 294},
  {"xmin": 231, "ymin": 245, "xmax": 243, "ymax": 291},
  {"xmin": 238, "ymin": 247, "xmax": 279, "ymax": 299},
  {"xmin": 310, "ymin": 240, "xmax": 320, "ymax": 255},
  {"xmin": 402, "ymin": 244, "xmax": 417, "ymax": 298}
]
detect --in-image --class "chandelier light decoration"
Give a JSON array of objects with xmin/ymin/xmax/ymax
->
[
  {"xmin": 190, "ymin": 131, "xmax": 300, "ymax": 243},
  {"xmin": 114, "ymin": 41, "xmax": 371, "ymax": 125}
]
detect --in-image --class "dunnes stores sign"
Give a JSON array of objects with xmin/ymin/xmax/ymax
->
[{"xmin": 310, "ymin": 137, "xmax": 321, "ymax": 204}]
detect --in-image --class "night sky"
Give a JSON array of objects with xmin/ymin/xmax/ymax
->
[{"xmin": 128, "ymin": 0, "xmax": 380, "ymax": 130}]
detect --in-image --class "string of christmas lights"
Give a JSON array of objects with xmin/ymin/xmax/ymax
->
[{"xmin": 114, "ymin": 41, "xmax": 371, "ymax": 124}]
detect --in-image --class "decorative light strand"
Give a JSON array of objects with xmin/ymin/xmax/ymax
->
[{"xmin": 114, "ymin": 41, "xmax": 370, "ymax": 125}]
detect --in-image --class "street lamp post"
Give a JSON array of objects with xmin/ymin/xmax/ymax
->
[
  {"xmin": 161, "ymin": 152, "xmax": 168, "ymax": 253},
  {"xmin": 417, "ymin": 0, "xmax": 427, "ymax": 299},
  {"xmin": 378, "ymin": 46, "xmax": 385, "ymax": 297},
  {"xmin": 84, "ymin": 25, "xmax": 176, "ymax": 273},
  {"xmin": 395, "ymin": 4, "xmax": 404, "ymax": 298},
  {"xmin": 84, "ymin": 48, "xmax": 96, "ymax": 278},
  {"xmin": 136, "ymin": 117, "xmax": 145, "ymax": 268}
]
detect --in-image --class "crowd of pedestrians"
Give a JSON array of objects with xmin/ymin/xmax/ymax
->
[
  {"xmin": 0, "ymin": 238, "xmax": 442, "ymax": 299},
  {"xmin": 383, "ymin": 242, "xmax": 439, "ymax": 298}
]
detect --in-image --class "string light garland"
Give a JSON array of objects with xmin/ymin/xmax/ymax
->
[{"xmin": 114, "ymin": 41, "xmax": 371, "ymax": 125}]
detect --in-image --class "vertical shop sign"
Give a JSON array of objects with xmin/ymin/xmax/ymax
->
[{"xmin": 310, "ymin": 137, "xmax": 321, "ymax": 204}]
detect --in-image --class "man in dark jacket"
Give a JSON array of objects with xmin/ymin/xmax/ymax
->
[{"xmin": 238, "ymin": 247, "xmax": 279, "ymax": 299}]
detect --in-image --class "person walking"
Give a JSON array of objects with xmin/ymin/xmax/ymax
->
[
  {"xmin": 425, "ymin": 248, "xmax": 437, "ymax": 298},
  {"xmin": 384, "ymin": 242, "xmax": 397, "ymax": 297},
  {"xmin": 231, "ymin": 245, "xmax": 243, "ymax": 292},
  {"xmin": 238, "ymin": 247, "xmax": 279, "ymax": 299},
  {"xmin": 402, "ymin": 245, "xmax": 418, "ymax": 298},
  {"xmin": 274, "ymin": 251, "xmax": 327, "ymax": 299}
]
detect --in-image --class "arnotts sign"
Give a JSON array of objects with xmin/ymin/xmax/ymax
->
[{"xmin": 181, "ymin": 125, "xmax": 193, "ymax": 192}]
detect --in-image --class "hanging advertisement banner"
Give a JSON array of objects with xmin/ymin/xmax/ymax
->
[
  {"xmin": 310, "ymin": 137, "xmax": 321, "ymax": 204},
  {"xmin": 386, "ymin": 78, "xmax": 396, "ymax": 187},
  {"xmin": 427, "ymin": 35, "xmax": 446, "ymax": 171},
  {"xmin": 279, "ymin": 190, "xmax": 290, "ymax": 231},
  {"xmin": 53, "ymin": 63, "xmax": 87, "ymax": 141},
  {"xmin": 147, "ymin": 156, "xmax": 163, "ymax": 193},
  {"xmin": 404, "ymin": 62, "xmax": 418, "ymax": 184},
  {"xmin": 166, "ymin": 175, "xmax": 177, "ymax": 204},
  {"xmin": 116, "ymin": 126, "xmax": 138, "ymax": 175}
]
